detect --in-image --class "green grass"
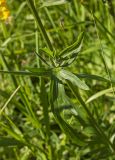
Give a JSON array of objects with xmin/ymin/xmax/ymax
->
[{"xmin": 0, "ymin": 0, "xmax": 115, "ymax": 159}]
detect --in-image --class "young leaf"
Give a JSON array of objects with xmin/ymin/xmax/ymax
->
[{"xmin": 58, "ymin": 32, "xmax": 84, "ymax": 60}]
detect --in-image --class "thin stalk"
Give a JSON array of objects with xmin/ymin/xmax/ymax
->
[
  {"xmin": 35, "ymin": 18, "xmax": 40, "ymax": 66},
  {"xmin": 0, "ymin": 86, "xmax": 21, "ymax": 115},
  {"xmin": 42, "ymin": 6, "xmax": 64, "ymax": 45},
  {"xmin": 1, "ymin": 22, "xmax": 9, "ymax": 38},
  {"xmin": 26, "ymin": 0, "xmax": 53, "ymax": 51},
  {"xmin": 33, "ymin": 1, "xmax": 51, "ymax": 158}
]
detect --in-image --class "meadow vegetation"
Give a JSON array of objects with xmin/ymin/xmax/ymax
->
[{"xmin": 0, "ymin": 0, "xmax": 115, "ymax": 159}]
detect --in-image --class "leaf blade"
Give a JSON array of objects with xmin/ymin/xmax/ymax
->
[
  {"xmin": 59, "ymin": 32, "xmax": 84, "ymax": 59},
  {"xmin": 59, "ymin": 69, "xmax": 89, "ymax": 90}
]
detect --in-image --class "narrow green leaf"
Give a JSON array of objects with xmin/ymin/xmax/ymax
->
[
  {"xmin": 60, "ymin": 57, "xmax": 76, "ymax": 67},
  {"xmin": 3, "ymin": 115, "xmax": 24, "ymax": 138},
  {"xmin": 0, "ymin": 122, "xmax": 24, "ymax": 142},
  {"xmin": 59, "ymin": 32, "xmax": 84, "ymax": 59},
  {"xmin": 55, "ymin": 114, "xmax": 87, "ymax": 146},
  {"xmin": 40, "ymin": 0, "xmax": 69, "ymax": 8},
  {"xmin": 77, "ymin": 73, "xmax": 113, "ymax": 83},
  {"xmin": 26, "ymin": 0, "xmax": 53, "ymax": 50},
  {"xmin": 0, "ymin": 86, "xmax": 20, "ymax": 115},
  {"xmin": 0, "ymin": 89, "xmax": 24, "ymax": 109},
  {"xmin": 58, "ymin": 69, "xmax": 89, "ymax": 90},
  {"xmin": 39, "ymin": 48, "xmax": 54, "ymax": 57},
  {"xmin": 86, "ymin": 87, "xmax": 115, "ymax": 104},
  {"xmin": 35, "ymin": 51, "xmax": 51, "ymax": 66},
  {"xmin": 0, "ymin": 69, "xmax": 51, "ymax": 77},
  {"xmin": 26, "ymin": 67, "xmax": 52, "ymax": 76}
]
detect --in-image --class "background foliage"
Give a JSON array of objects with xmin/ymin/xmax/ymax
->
[{"xmin": 0, "ymin": 0, "xmax": 115, "ymax": 159}]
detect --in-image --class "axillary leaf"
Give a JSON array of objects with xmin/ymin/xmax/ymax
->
[{"xmin": 39, "ymin": 48, "xmax": 54, "ymax": 57}]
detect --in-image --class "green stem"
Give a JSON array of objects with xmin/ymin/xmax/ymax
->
[
  {"xmin": 33, "ymin": 1, "xmax": 51, "ymax": 158},
  {"xmin": 1, "ymin": 22, "xmax": 9, "ymax": 38},
  {"xmin": 26, "ymin": 0, "xmax": 53, "ymax": 51}
]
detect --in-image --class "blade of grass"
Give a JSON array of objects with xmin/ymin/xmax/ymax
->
[
  {"xmin": 0, "ymin": 70, "xmax": 51, "ymax": 77},
  {"xmin": 77, "ymin": 73, "xmax": 115, "ymax": 83},
  {"xmin": 0, "ymin": 86, "xmax": 21, "ymax": 115},
  {"xmin": 86, "ymin": 87, "xmax": 115, "ymax": 104}
]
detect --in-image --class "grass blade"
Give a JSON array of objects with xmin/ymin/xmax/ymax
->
[
  {"xmin": 86, "ymin": 87, "xmax": 115, "ymax": 104},
  {"xmin": 0, "ymin": 86, "xmax": 21, "ymax": 115},
  {"xmin": 0, "ymin": 70, "xmax": 51, "ymax": 77}
]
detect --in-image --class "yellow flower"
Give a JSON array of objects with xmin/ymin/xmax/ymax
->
[
  {"xmin": 0, "ymin": 0, "xmax": 6, "ymax": 5},
  {"xmin": 0, "ymin": 0, "xmax": 10, "ymax": 20}
]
